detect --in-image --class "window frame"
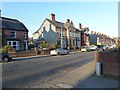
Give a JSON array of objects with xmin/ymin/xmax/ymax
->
[
  {"xmin": 23, "ymin": 32, "xmax": 27, "ymax": 39},
  {"xmin": 10, "ymin": 31, "xmax": 16, "ymax": 38}
]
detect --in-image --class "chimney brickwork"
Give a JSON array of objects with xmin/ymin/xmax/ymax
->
[{"xmin": 50, "ymin": 13, "xmax": 55, "ymax": 21}]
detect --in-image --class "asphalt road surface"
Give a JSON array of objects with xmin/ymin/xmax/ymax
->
[{"xmin": 2, "ymin": 51, "xmax": 95, "ymax": 88}]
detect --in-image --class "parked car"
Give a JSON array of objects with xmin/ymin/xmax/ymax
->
[
  {"xmin": 0, "ymin": 52, "xmax": 12, "ymax": 62},
  {"xmin": 65, "ymin": 49, "xmax": 70, "ymax": 54},
  {"xmin": 102, "ymin": 46, "xmax": 108, "ymax": 50},
  {"xmin": 50, "ymin": 48, "xmax": 68, "ymax": 55},
  {"xmin": 90, "ymin": 45, "xmax": 98, "ymax": 51},
  {"xmin": 80, "ymin": 46, "xmax": 90, "ymax": 52},
  {"xmin": 109, "ymin": 45, "xmax": 116, "ymax": 49}
]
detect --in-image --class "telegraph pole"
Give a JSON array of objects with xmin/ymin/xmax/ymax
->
[{"xmin": 61, "ymin": 23, "xmax": 63, "ymax": 49}]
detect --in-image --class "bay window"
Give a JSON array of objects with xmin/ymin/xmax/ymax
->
[{"xmin": 7, "ymin": 41, "xmax": 19, "ymax": 50}]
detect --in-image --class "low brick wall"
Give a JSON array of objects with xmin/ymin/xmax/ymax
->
[
  {"xmin": 9, "ymin": 49, "xmax": 37, "ymax": 58},
  {"xmin": 37, "ymin": 49, "xmax": 50, "ymax": 55},
  {"xmin": 95, "ymin": 50, "xmax": 119, "ymax": 78}
]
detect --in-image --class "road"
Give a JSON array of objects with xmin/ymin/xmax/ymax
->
[{"xmin": 2, "ymin": 51, "xmax": 95, "ymax": 88}]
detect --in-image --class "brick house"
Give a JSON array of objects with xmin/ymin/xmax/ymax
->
[
  {"xmin": 89, "ymin": 31, "xmax": 115, "ymax": 46},
  {"xmin": 33, "ymin": 13, "xmax": 90, "ymax": 49},
  {"xmin": 0, "ymin": 17, "xmax": 29, "ymax": 51},
  {"xmin": 78, "ymin": 23, "xmax": 90, "ymax": 46}
]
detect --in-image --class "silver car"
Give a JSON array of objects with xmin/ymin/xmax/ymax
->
[{"xmin": 50, "ymin": 48, "xmax": 68, "ymax": 55}]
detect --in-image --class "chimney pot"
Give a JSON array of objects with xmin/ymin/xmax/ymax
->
[
  {"xmin": 79, "ymin": 23, "xmax": 82, "ymax": 29},
  {"xmin": 66, "ymin": 19, "xmax": 70, "ymax": 23},
  {"xmin": 50, "ymin": 13, "xmax": 55, "ymax": 21}
]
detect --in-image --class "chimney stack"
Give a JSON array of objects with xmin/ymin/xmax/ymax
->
[
  {"xmin": 50, "ymin": 13, "xmax": 55, "ymax": 21},
  {"xmin": 79, "ymin": 23, "xmax": 82, "ymax": 29},
  {"xmin": 66, "ymin": 19, "xmax": 70, "ymax": 23}
]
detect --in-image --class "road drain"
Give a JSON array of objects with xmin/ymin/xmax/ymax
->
[{"xmin": 56, "ymin": 83, "xmax": 73, "ymax": 88}]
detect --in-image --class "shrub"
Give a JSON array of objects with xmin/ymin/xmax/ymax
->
[
  {"xmin": 28, "ymin": 44, "xmax": 34, "ymax": 49},
  {"xmin": 40, "ymin": 42, "xmax": 48, "ymax": 49},
  {"xmin": 48, "ymin": 43, "xmax": 59, "ymax": 50},
  {"xmin": 0, "ymin": 45, "xmax": 12, "ymax": 52}
]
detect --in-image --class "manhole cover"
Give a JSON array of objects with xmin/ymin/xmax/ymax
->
[{"xmin": 56, "ymin": 83, "xmax": 73, "ymax": 88}]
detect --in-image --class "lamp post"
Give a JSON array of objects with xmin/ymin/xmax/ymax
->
[{"xmin": 61, "ymin": 23, "xmax": 63, "ymax": 49}]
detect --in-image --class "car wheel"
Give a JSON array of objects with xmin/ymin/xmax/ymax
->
[
  {"xmin": 2, "ymin": 57, "xmax": 9, "ymax": 62},
  {"xmin": 57, "ymin": 52, "xmax": 60, "ymax": 55},
  {"xmin": 67, "ymin": 52, "xmax": 69, "ymax": 54}
]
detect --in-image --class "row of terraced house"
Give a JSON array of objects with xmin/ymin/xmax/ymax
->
[
  {"xmin": 32, "ymin": 13, "xmax": 90, "ymax": 49},
  {"xmin": 0, "ymin": 13, "xmax": 119, "ymax": 51}
]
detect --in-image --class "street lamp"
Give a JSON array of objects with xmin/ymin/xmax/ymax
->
[{"xmin": 61, "ymin": 23, "xmax": 63, "ymax": 49}]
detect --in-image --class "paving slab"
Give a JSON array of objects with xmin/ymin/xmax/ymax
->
[{"xmin": 74, "ymin": 74, "xmax": 119, "ymax": 88}]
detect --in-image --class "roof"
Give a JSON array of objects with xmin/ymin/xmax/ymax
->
[
  {"xmin": 33, "ymin": 18, "xmax": 66, "ymax": 34},
  {"xmin": 75, "ymin": 28, "xmax": 81, "ymax": 32},
  {"xmin": 46, "ymin": 19, "xmax": 66, "ymax": 29},
  {"xmin": 0, "ymin": 17, "xmax": 28, "ymax": 32}
]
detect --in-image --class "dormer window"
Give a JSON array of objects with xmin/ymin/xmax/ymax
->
[{"xmin": 10, "ymin": 31, "xmax": 16, "ymax": 38}]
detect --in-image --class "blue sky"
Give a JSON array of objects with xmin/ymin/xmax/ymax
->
[{"xmin": 2, "ymin": 2, "xmax": 118, "ymax": 38}]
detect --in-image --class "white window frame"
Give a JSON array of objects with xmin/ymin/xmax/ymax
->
[
  {"xmin": 7, "ymin": 41, "xmax": 19, "ymax": 50},
  {"xmin": 10, "ymin": 31, "xmax": 16, "ymax": 38},
  {"xmin": 70, "ymin": 32, "xmax": 74, "ymax": 37},
  {"xmin": 86, "ymin": 36, "xmax": 89, "ymax": 42}
]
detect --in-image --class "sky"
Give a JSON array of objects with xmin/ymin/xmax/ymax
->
[{"xmin": 1, "ymin": 2, "xmax": 118, "ymax": 38}]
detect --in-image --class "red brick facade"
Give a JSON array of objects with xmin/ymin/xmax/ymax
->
[
  {"xmin": 1, "ymin": 17, "xmax": 29, "ymax": 51},
  {"xmin": 81, "ymin": 32, "xmax": 90, "ymax": 46},
  {"xmin": 3, "ymin": 29, "xmax": 28, "ymax": 50}
]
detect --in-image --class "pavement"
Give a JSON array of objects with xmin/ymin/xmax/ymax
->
[
  {"xmin": 12, "ymin": 54, "xmax": 50, "ymax": 60},
  {"xmin": 74, "ymin": 74, "xmax": 119, "ymax": 88}
]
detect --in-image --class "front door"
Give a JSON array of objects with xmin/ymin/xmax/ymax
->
[{"xmin": 23, "ymin": 43, "xmax": 26, "ymax": 51}]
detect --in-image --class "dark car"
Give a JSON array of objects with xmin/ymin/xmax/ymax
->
[{"xmin": 0, "ymin": 52, "xmax": 12, "ymax": 62}]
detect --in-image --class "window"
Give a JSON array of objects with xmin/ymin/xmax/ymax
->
[
  {"xmin": 43, "ymin": 27, "xmax": 45, "ymax": 32},
  {"xmin": 86, "ymin": 36, "xmax": 89, "ymax": 42},
  {"xmin": 10, "ymin": 31, "xmax": 16, "ymax": 38},
  {"xmin": 9, "ymin": 42, "xmax": 11, "ymax": 45},
  {"xmin": 13, "ymin": 42, "xmax": 16, "ymax": 45},
  {"xmin": 76, "ymin": 33, "xmax": 80, "ymax": 37},
  {"xmin": 49, "ymin": 24, "xmax": 51, "ymax": 30},
  {"xmin": 7, "ymin": 41, "xmax": 19, "ymax": 50},
  {"xmin": 23, "ymin": 32, "xmax": 27, "ymax": 38},
  {"xmin": 70, "ymin": 32, "xmax": 74, "ymax": 37}
]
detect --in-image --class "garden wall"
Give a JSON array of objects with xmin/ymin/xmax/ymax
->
[
  {"xmin": 95, "ymin": 49, "xmax": 119, "ymax": 78},
  {"xmin": 8, "ymin": 49, "xmax": 37, "ymax": 58}
]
